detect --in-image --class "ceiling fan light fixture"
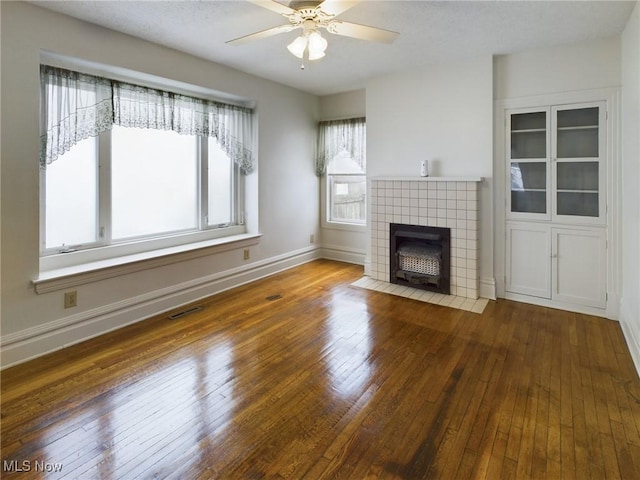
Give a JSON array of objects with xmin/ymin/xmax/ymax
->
[
  {"xmin": 308, "ymin": 49, "xmax": 326, "ymax": 61},
  {"xmin": 227, "ymin": 0, "xmax": 401, "ymax": 68},
  {"xmin": 307, "ymin": 30, "xmax": 328, "ymax": 59},
  {"xmin": 287, "ymin": 35, "xmax": 308, "ymax": 58}
]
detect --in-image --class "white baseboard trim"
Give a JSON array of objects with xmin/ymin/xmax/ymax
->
[
  {"xmin": 1, "ymin": 246, "xmax": 321, "ymax": 369},
  {"xmin": 320, "ymin": 244, "xmax": 365, "ymax": 266},
  {"xmin": 619, "ymin": 299, "xmax": 640, "ymax": 380},
  {"xmin": 620, "ymin": 320, "xmax": 640, "ymax": 380},
  {"xmin": 480, "ymin": 277, "xmax": 497, "ymax": 300},
  {"xmin": 364, "ymin": 258, "xmax": 371, "ymax": 277},
  {"xmin": 503, "ymin": 292, "xmax": 608, "ymax": 318}
]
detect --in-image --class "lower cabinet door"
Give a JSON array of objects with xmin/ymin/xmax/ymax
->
[
  {"xmin": 506, "ymin": 222, "xmax": 551, "ymax": 298},
  {"xmin": 552, "ymin": 227, "xmax": 607, "ymax": 308}
]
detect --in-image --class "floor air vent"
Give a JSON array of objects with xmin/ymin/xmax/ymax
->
[
  {"xmin": 266, "ymin": 294, "xmax": 282, "ymax": 301},
  {"xmin": 168, "ymin": 305, "xmax": 203, "ymax": 320}
]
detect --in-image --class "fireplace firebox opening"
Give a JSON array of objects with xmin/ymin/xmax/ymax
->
[{"xmin": 390, "ymin": 223, "xmax": 451, "ymax": 295}]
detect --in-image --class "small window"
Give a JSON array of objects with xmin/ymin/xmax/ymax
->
[
  {"xmin": 317, "ymin": 117, "xmax": 366, "ymax": 227},
  {"xmin": 327, "ymin": 150, "xmax": 366, "ymax": 225}
]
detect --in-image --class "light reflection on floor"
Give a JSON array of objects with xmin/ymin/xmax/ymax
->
[
  {"xmin": 325, "ymin": 292, "xmax": 373, "ymax": 398},
  {"xmin": 41, "ymin": 341, "xmax": 236, "ymax": 478}
]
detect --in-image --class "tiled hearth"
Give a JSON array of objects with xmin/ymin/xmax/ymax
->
[{"xmin": 366, "ymin": 177, "xmax": 482, "ymax": 299}]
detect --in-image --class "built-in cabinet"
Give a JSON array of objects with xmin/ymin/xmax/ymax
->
[
  {"xmin": 506, "ymin": 223, "xmax": 606, "ymax": 308},
  {"xmin": 505, "ymin": 101, "xmax": 607, "ymax": 310}
]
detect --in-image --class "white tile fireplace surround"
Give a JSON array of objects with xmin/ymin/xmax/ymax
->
[{"xmin": 367, "ymin": 177, "xmax": 483, "ymax": 299}]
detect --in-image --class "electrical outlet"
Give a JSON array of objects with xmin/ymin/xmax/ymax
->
[
  {"xmin": 310, "ymin": 234, "xmax": 315, "ymax": 244},
  {"xmin": 64, "ymin": 291, "xmax": 77, "ymax": 309},
  {"xmin": 243, "ymin": 248, "xmax": 250, "ymax": 260}
]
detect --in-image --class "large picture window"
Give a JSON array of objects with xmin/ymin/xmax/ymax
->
[{"xmin": 40, "ymin": 65, "xmax": 253, "ymax": 267}]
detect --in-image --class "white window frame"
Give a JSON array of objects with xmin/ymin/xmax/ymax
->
[{"xmin": 320, "ymin": 178, "xmax": 367, "ymax": 233}]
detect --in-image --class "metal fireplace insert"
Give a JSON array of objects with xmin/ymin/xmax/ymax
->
[{"xmin": 390, "ymin": 223, "xmax": 451, "ymax": 295}]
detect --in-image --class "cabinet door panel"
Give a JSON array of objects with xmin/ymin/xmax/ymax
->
[
  {"xmin": 556, "ymin": 107, "xmax": 599, "ymax": 128},
  {"xmin": 507, "ymin": 108, "xmax": 550, "ymax": 221},
  {"xmin": 511, "ymin": 162, "xmax": 547, "ymax": 189},
  {"xmin": 552, "ymin": 102, "xmax": 606, "ymax": 225},
  {"xmin": 556, "ymin": 129, "xmax": 599, "ymax": 158},
  {"xmin": 512, "ymin": 111, "xmax": 547, "ymax": 130},
  {"xmin": 552, "ymin": 228, "xmax": 606, "ymax": 308},
  {"xmin": 511, "ymin": 131, "xmax": 546, "ymax": 159},
  {"xmin": 511, "ymin": 191, "xmax": 547, "ymax": 214},
  {"xmin": 556, "ymin": 192, "xmax": 599, "ymax": 217},
  {"xmin": 557, "ymin": 162, "xmax": 599, "ymax": 190},
  {"xmin": 506, "ymin": 223, "xmax": 551, "ymax": 298}
]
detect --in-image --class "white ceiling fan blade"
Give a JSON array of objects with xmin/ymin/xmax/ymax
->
[
  {"xmin": 246, "ymin": 0, "xmax": 296, "ymax": 16},
  {"xmin": 317, "ymin": 0, "xmax": 360, "ymax": 16},
  {"xmin": 226, "ymin": 24, "xmax": 297, "ymax": 45},
  {"xmin": 327, "ymin": 21, "xmax": 399, "ymax": 44}
]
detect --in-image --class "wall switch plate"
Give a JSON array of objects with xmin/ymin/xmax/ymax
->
[
  {"xmin": 64, "ymin": 291, "xmax": 77, "ymax": 308},
  {"xmin": 310, "ymin": 234, "xmax": 315, "ymax": 244}
]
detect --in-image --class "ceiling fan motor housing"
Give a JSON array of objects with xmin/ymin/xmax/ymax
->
[{"xmin": 288, "ymin": 1, "xmax": 324, "ymax": 10}]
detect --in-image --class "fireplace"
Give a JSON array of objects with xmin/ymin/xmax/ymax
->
[
  {"xmin": 390, "ymin": 223, "xmax": 451, "ymax": 294},
  {"xmin": 367, "ymin": 177, "xmax": 481, "ymax": 299}
]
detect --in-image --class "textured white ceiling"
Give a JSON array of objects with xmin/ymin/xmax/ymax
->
[{"xmin": 30, "ymin": 0, "xmax": 636, "ymax": 96}]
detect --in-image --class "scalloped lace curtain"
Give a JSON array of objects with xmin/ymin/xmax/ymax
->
[
  {"xmin": 315, "ymin": 117, "xmax": 366, "ymax": 176},
  {"xmin": 39, "ymin": 66, "xmax": 113, "ymax": 168},
  {"xmin": 40, "ymin": 65, "xmax": 255, "ymax": 174}
]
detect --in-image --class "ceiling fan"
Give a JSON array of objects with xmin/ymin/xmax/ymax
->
[{"xmin": 227, "ymin": 0, "xmax": 399, "ymax": 65}]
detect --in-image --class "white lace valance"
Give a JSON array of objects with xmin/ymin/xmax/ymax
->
[
  {"xmin": 315, "ymin": 117, "xmax": 366, "ymax": 177},
  {"xmin": 39, "ymin": 66, "xmax": 113, "ymax": 167},
  {"xmin": 40, "ymin": 65, "xmax": 255, "ymax": 174}
]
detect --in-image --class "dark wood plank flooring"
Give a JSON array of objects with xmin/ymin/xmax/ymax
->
[{"xmin": 2, "ymin": 259, "xmax": 640, "ymax": 479}]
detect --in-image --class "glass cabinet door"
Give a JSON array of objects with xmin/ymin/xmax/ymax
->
[
  {"xmin": 508, "ymin": 110, "xmax": 549, "ymax": 218},
  {"xmin": 553, "ymin": 104, "xmax": 605, "ymax": 223}
]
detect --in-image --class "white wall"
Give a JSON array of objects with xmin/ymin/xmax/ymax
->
[
  {"xmin": 318, "ymin": 89, "xmax": 367, "ymax": 265},
  {"xmin": 319, "ymin": 90, "xmax": 366, "ymax": 120},
  {"xmin": 621, "ymin": 1, "xmax": 640, "ymax": 375},
  {"xmin": 494, "ymin": 37, "xmax": 622, "ymax": 99},
  {"xmin": 0, "ymin": 2, "xmax": 320, "ymax": 366},
  {"xmin": 366, "ymin": 56, "xmax": 495, "ymax": 298}
]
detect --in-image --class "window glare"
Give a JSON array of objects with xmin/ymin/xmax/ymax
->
[
  {"xmin": 111, "ymin": 126, "xmax": 198, "ymax": 240},
  {"xmin": 45, "ymin": 137, "xmax": 98, "ymax": 248},
  {"xmin": 208, "ymin": 139, "xmax": 233, "ymax": 226}
]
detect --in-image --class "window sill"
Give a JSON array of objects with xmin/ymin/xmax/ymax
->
[
  {"xmin": 34, "ymin": 233, "xmax": 262, "ymax": 294},
  {"xmin": 321, "ymin": 221, "xmax": 367, "ymax": 233}
]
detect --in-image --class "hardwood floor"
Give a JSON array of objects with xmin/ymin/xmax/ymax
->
[{"xmin": 2, "ymin": 259, "xmax": 640, "ymax": 479}]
